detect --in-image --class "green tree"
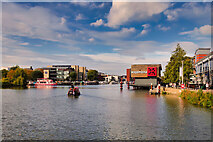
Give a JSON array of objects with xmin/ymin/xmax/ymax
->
[
  {"xmin": 1, "ymin": 78, "xmax": 11, "ymax": 87},
  {"xmin": 31, "ymin": 70, "xmax": 43, "ymax": 81},
  {"xmin": 164, "ymin": 43, "xmax": 193, "ymax": 84},
  {"xmin": 10, "ymin": 65, "xmax": 19, "ymax": 71},
  {"xmin": 24, "ymin": 69, "xmax": 33, "ymax": 81},
  {"xmin": 69, "ymin": 71, "xmax": 77, "ymax": 81},
  {"xmin": 6, "ymin": 67, "xmax": 27, "ymax": 86},
  {"xmin": 0, "ymin": 69, "xmax": 8, "ymax": 79},
  {"xmin": 87, "ymin": 70, "xmax": 98, "ymax": 81}
]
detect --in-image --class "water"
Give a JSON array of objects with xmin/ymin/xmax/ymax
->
[{"xmin": 1, "ymin": 85, "xmax": 212, "ymax": 140}]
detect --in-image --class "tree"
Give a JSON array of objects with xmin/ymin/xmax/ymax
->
[
  {"xmin": 31, "ymin": 70, "xmax": 43, "ymax": 81},
  {"xmin": 69, "ymin": 71, "xmax": 77, "ymax": 81},
  {"xmin": 0, "ymin": 69, "xmax": 8, "ymax": 79},
  {"xmin": 1, "ymin": 78, "xmax": 11, "ymax": 87},
  {"xmin": 6, "ymin": 67, "xmax": 27, "ymax": 86},
  {"xmin": 163, "ymin": 43, "xmax": 193, "ymax": 84},
  {"xmin": 10, "ymin": 65, "xmax": 19, "ymax": 71},
  {"xmin": 183, "ymin": 56, "xmax": 193, "ymax": 83},
  {"xmin": 24, "ymin": 69, "xmax": 33, "ymax": 81},
  {"xmin": 87, "ymin": 70, "xmax": 98, "ymax": 81}
]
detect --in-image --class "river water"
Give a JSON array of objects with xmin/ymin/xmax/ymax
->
[{"xmin": 1, "ymin": 85, "xmax": 212, "ymax": 140}]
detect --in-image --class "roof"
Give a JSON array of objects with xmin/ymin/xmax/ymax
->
[
  {"xmin": 195, "ymin": 51, "xmax": 213, "ymax": 64},
  {"xmin": 195, "ymin": 48, "xmax": 210, "ymax": 55}
]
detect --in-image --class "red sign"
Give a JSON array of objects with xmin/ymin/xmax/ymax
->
[
  {"xmin": 181, "ymin": 84, "xmax": 185, "ymax": 89},
  {"xmin": 147, "ymin": 67, "xmax": 157, "ymax": 76}
]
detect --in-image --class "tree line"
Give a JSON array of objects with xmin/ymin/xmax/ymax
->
[{"xmin": 0, "ymin": 65, "xmax": 43, "ymax": 87}]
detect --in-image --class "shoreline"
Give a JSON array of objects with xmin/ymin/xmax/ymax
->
[{"xmin": 162, "ymin": 87, "xmax": 213, "ymax": 95}]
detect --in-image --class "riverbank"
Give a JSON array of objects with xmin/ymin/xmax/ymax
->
[
  {"xmin": 162, "ymin": 87, "xmax": 213, "ymax": 108},
  {"xmin": 180, "ymin": 89, "xmax": 212, "ymax": 108},
  {"xmin": 162, "ymin": 87, "xmax": 213, "ymax": 95}
]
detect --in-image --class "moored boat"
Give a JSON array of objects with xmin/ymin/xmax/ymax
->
[{"xmin": 35, "ymin": 78, "xmax": 57, "ymax": 86}]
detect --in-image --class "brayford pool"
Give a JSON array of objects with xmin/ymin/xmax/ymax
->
[{"xmin": 1, "ymin": 84, "xmax": 212, "ymax": 140}]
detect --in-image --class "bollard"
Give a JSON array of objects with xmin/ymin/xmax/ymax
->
[
  {"xmin": 158, "ymin": 84, "xmax": 160, "ymax": 94},
  {"xmin": 151, "ymin": 83, "xmax": 153, "ymax": 90},
  {"xmin": 127, "ymin": 81, "xmax": 130, "ymax": 89},
  {"xmin": 120, "ymin": 81, "xmax": 123, "ymax": 89}
]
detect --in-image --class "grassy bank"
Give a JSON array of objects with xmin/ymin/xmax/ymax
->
[{"xmin": 180, "ymin": 89, "xmax": 213, "ymax": 108}]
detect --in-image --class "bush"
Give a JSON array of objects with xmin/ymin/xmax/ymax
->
[
  {"xmin": 1, "ymin": 78, "xmax": 11, "ymax": 87},
  {"xmin": 162, "ymin": 91, "xmax": 167, "ymax": 95},
  {"xmin": 180, "ymin": 89, "xmax": 213, "ymax": 108}
]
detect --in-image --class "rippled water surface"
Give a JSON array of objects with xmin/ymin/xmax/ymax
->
[{"xmin": 2, "ymin": 85, "xmax": 212, "ymax": 140}]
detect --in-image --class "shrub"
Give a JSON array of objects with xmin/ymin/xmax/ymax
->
[
  {"xmin": 180, "ymin": 89, "xmax": 213, "ymax": 108},
  {"xmin": 162, "ymin": 91, "xmax": 167, "ymax": 95}
]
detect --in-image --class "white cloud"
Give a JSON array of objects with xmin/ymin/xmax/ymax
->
[
  {"xmin": 164, "ymin": 3, "xmax": 211, "ymax": 23},
  {"xmin": 179, "ymin": 25, "xmax": 212, "ymax": 36},
  {"xmin": 60, "ymin": 17, "xmax": 66, "ymax": 25},
  {"xmin": 88, "ymin": 37, "xmax": 95, "ymax": 42},
  {"xmin": 3, "ymin": 3, "xmax": 69, "ymax": 42},
  {"xmin": 91, "ymin": 3, "xmax": 105, "ymax": 8},
  {"xmin": 90, "ymin": 19, "xmax": 104, "ymax": 27},
  {"xmin": 19, "ymin": 42, "xmax": 29, "ymax": 46},
  {"xmin": 140, "ymin": 24, "xmax": 150, "ymax": 35},
  {"xmin": 157, "ymin": 25, "xmax": 170, "ymax": 31},
  {"xmin": 75, "ymin": 13, "xmax": 85, "ymax": 20},
  {"xmin": 142, "ymin": 24, "xmax": 150, "ymax": 29},
  {"xmin": 81, "ymin": 53, "xmax": 134, "ymax": 64},
  {"xmin": 88, "ymin": 27, "xmax": 136, "ymax": 40},
  {"xmin": 106, "ymin": 2, "xmax": 170, "ymax": 28},
  {"xmin": 71, "ymin": 2, "xmax": 89, "ymax": 7},
  {"xmin": 141, "ymin": 30, "xmax": 148, "ymax": 35}
]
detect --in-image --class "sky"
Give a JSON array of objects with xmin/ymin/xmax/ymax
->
[{"xmin": 1, "ymin": 2, "xmax": 212, "ymax": 75}]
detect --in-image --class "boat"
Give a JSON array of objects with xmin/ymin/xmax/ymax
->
[
  {"xmin": 35, "ymin": 78, "xmax": 57, "ymax": 86},
  {"xmin": 67, "ymin": 87, "xmax": 80, "ymax": 97}
]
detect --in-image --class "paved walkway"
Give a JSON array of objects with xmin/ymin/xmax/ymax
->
[{"xmin": 162, "ymin": 87, "xmax": 213, "ymax": 95}]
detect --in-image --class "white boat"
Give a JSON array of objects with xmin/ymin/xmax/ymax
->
[{"xmin": 35, "ymin": 78, "xmax": 57, "ymax": 86}]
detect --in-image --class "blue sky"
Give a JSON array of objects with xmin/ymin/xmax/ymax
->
[{"xmin": 2, "ymin": 2, "xmax": 212, "ymax": 75}]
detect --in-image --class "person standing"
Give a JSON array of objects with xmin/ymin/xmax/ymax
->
[{"xmin": 206, "ymin": 82, "xmax": 209, "ymax": 91}]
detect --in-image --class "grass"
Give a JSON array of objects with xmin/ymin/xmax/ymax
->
[{"xmin": 180, "ymin": 89, "xmax": 213, "ymax": 108}]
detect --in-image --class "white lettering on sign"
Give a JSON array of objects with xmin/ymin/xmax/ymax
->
[{"xmin": 131, "ymin": 71, "xmax": 147, "ymax": 74}]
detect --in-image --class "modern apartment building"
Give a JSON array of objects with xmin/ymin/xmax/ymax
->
[
  {"xmin": 43, "ymin": 65, "xmax": 86, "ymax": 81},
  {"xmin": 194, "ymin": 48, "xmax": 210, "ymax": 63},
  {"xmin": 194, "ymin": 51, "xmax": 213, "ymax": 87}
]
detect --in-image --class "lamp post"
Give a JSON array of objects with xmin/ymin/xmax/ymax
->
[{"xmin": 182, "ymin": 60, "xmax": 184, "ymax": 84}]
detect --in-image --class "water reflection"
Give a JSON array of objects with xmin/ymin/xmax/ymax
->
[{"xmin": 2, "ymin": 85, "xmax": 212, "ymax": 140}]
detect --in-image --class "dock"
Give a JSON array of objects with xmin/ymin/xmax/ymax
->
[{"xmin": 149, "ymin": 88, "xmax": 160, "ymax": 95}]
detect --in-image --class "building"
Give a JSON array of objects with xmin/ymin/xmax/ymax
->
[
  {"xmin": 194, "ymin": 48, "xmax": 210, "ymax": 63},
  {"xmin": 79, "ymin": 67, "xmax": 86, "ymax": 81},
  {"xmin": 43, "ymin": 65, "xmax": 86, "ymax": 81},
  {"xmin": 194, "ymin": 51, "xmax": 213, "ymax": 87},
  {"xmin": 97, "ymin": 72, "xmax": 107, "ymax": 81},
  {"xmin": 104, "ymin": 75, "xmax": 119, "ymax": 83},
  {"xmin": 126, "ymin": 69, "xmax": 131, "ymax": 82},
  {"xmin": 129, "ymin": 64, "xmax": 162, "ymax": 87}
]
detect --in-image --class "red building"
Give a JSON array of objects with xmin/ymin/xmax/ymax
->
[
  {"xmin": 126, "ymin": 69, "xmax": 131, "ymax": 82},
  {"xmin": 195, "ymin": 48, "xmax": 210, "ymax": 63}
]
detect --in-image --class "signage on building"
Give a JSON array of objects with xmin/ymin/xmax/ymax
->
[
  {"xmin": 131, "ymin": 71, "xmax": 147, "ymax": 74},
  {"xmin": 147, "ymin": 67, "xmax": 157, "ymax": 76}
]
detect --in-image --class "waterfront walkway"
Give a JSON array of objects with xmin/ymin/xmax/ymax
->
[{"xmin": 163, "ymin": 87, "xmax": 213, "ymax": 95}]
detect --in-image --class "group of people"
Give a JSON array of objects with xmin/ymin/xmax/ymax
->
[{"xmin": 68, "ymin": 85, "xmax": 80, "ymax": 96}]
